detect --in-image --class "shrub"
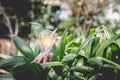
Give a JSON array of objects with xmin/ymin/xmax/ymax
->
[{"xmin": 0, "ymin": 23, "xmax": 120, "ymax": 80}]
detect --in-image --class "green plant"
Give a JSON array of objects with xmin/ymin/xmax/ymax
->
[
  {"xmin": 49, "ymin": 25, "xmax": 120, "ymax": 80},
  {"xmin": 0, "ymin": 23, "xmax": 120, "ymax": 80}
]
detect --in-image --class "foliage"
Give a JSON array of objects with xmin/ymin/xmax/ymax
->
[
  {"xmin": 0, "ymin": 23, "xmax": 120, "ymax": 80},
  {"xmin": 1, "ymin": 0, "xmax": 120, "ymax": 42},
  {"xmin": 0, "ymin": 0, "xmax": 58, "ymax": 38}
]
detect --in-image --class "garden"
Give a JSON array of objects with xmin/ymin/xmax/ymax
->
[{"xmin": 0, "ymin": 0, "xmax": 120, "ymax": 80}]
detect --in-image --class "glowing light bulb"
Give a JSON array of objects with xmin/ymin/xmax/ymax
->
[{"xmin": 39, "ymin": 30, "xmax": 55, "ymax": 52}]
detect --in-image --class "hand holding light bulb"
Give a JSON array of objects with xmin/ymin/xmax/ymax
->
[{"xmin": 34, "ymin": 29, "xmax": 56, "ymax": 64}]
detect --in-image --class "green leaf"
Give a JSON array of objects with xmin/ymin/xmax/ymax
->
[
  {"xmin": 95, "ymin": 57, "xmax": 120, "ymax": 70},
  {"xmin": 62, "ymin": 54, "xmax": 77, "ymax": 62},
  {"xmin": 12, "ymin": 36, "xmax": 35, "ymax": 61},
  {"xmin": 75, "ymin": 57, "xmax": 86, "ymax": 66},
  {"xmin": 89, "ymin": 57, "xmax": 120, "ymax": 70},
  {"xmin": 89, "ymin": 73, "xmax": 102, "ymax": 80},
  {"xmin": 76, "ymin": 29, "xmax": 104, "ymax": 54},
  {"xmin": 28, "ymin": 62, "xmax": 43, "ymax": 75},
  {"xmin": 0, "ymin": 54, "xmax": 12, "ymax": 59},
  {"xmin": 66, "ymin": 34, "xmax": 74, "ymax": 43},
  {"xmin": 91, "ymin": 37, "xmax": 100, "ymax": 56},
  {"xmin": 0, "ymin": 56, "xmax": 25, "ymax": 71},
  {"xmin": 109, "ymin": 43, "xmax": 119, "ymax": 52},
  {"xmin": 116, "ymin": 38, "xmax": 120, "ymax": 48},
  {"xmin": 69, "ymin": 75, "xmax": 86, "ymax": 80},
  {"xmin": 79, "ymin": 27, "xmax": 86, "ymax": 42},
  {"xmin": 12, "ymin": 62, "xmax": 43, "ymax": 79},
  {"xmin": 40, "ymin": 62, "xmax": 63, "ymax": 68},
  {"xmin": 71, "ymin": 66, "xmax": 94, "ymax": 73},
  {"xmin": 96, "ymin": 34, "xmax": 120, "ymax": 56},
  {"xmin": 88, "ymin": 28, "xmax": 95, "ymax": 36},
  {"xmin": 83, "ymin": 37, "xmax": 94, "ymax": 58},
  {"xmin": 59, "ymin": 28, "xmax": 68, "ymax": 61},
  {"xmin": 31, "ymin": 22, "xmax": 44, "ymax": 38},
  {"xmin": 34, "ymin": 42, "xmax": 41, "ymax": 57},
  {"xmin": 48, "ymin": 68, "xmax": 59, "ymax": 80},
  {"xmin": 103, "ymin": 64, "xmax": 120, "ymax": 70},
  {"xmin": 105, "ymin": 47, "xmax": 112, "ymax": 60},
  {"xmin": 0, "ymin": 73, "xmax": 13, "ymax": 78},
  {"xmin": 102, "ymin": 25, "xmax": 115, "ymax": 37},
  {"xmin": 66, "ymin": 38, "xmax": 80, "ymax": 50},
  {"xmin": 88, "ymin": 57, "xmax": 103, "ymax": 66}
]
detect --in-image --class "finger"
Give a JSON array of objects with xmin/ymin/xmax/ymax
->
[
  {"xmin": 43, "ymin": 52, "xmax": 49, "ymax": 63},
  {"xmin": 33, "ymin": 56, "xmax": 38, "ymax": 62},
  {"xmin": 44, "ymin": 53, "xmax": 53, "ymax": 70},
  {"xmin": 34, "ymin": 53, "xmax": 44, "ymax": 63},
  {"xmin": 38, "ymin": 54, "xmax": 44, "ymax": 63},
  {"xmin": 48, "ymin": 53, "xmax": 53, "ymax": 62},
  {"xmin": 43, "ymin": 53, "xmax": 49, "ymax": 69}
]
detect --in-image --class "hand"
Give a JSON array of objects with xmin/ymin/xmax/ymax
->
[
  {"xmin": 33, "ymin": 52, "xmax": 53, "ymax": 80},
  {"xmin": 34, "ymin": 52, "xmax": 53, "ymax": 65}
]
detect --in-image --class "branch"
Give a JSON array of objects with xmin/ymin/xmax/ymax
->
[
  {"xmin": 0, "ymin": 4, "xmax": 13, "ymax": 36},
  {"xmin": 2, "ymin": 13, "xmax": 13, "ymax": 36},
  {"xmin": 14, "ymin": 19, "xmax": 19, "ymax": 35}
]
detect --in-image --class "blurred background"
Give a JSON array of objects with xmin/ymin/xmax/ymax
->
[{"xmin": 0, "ymin": 0, "xmax": 120, "ymax": 56}]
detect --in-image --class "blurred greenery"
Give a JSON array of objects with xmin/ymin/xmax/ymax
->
[{"xmin": 0, "ymin": 0, "xmax": 120, "ymax": 38}]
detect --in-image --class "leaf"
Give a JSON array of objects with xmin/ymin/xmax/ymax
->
[
  {"xmin": 12, "ymin": 35, "xmax": 35, "ymax": 61},
  {"xmin": 66, "ymin": 34, "xmax": 74, "ymax": 43},
  {"xmin": 76, "ymin": 29, "xmax": 104, "ymax": 54},
  {"xmin": 0, "ymin": 54, "xmax": 12, "ymax": 59},
  {"xmin": 71, "ymin": 66, "xmax": 94, "ymax": 73},
  {"xmin": 91, "ymin": 37, "xmax": 100, "ymax": 56},
  {"xmin": 79, "ymin": 27, "xmax": 86, "ymax": 42},
  {"xmin": 109, "ymin": 43, "xmax": 119, "ymax": 52},
  {"xmin": 95, "ymin": 57, "xmax": 120, "ymax": 70},
  {"xmin": 34, "ymin": 42, "xmax": 41, "ymax": 57},
  {"xmin": 31, "ymin": 22, "xmax": 44, "ymax": 38},
  {"xmin": 89, "ymin": 73, "xmax": 102, "ymax": 80},
  {"xmin": 66, "ymin": 38, "xmax": 80, "ymax": 50},
  {"xmin": 102, "ymin": 26, "xmax": 111, "ymax": 39},
  {"xmin": 103, "ymin": 64, "xmax": 120, "ymax": 70},
  {"xmin": 83, "ymin": 37, "xmax": 94, "ymax": 58},
  {"xmin": 48, "ymin": 68, "xmax": 59, "ymax": 80},
  {"xmin": 69, "ymin": 75, "xmax": 86, "ymax": 80},
  {"xmin": 62, "ymin": 54, "xmax": 77, "ymax": 62},
  {"xmin": 59, "ymin": 28, "xmax": 68, "ymax": 61},
  {"xmin": 0, "ymin": 56, "xmax": 25, "ymax": 71},
  {"xmin": 12, "ymin": 62, "xmax": 43, "ymax": 79},
  {"xmin": 116, "ymin": 39, "xmax": 120, "ymax": 48},
  {"xmin": 28, "ymin": 62, "xmax": 43, "ymax": 75},
  {"xmin": 52, "ymin": 66, "xmax": 63, "ymax": 76},
  {"xmin": 88, "ymin": 57, "xmax": 103, "ymax": 66},
  {"xmin": 102, "ymin": 25, "xmax": 114, "ymax": 37},
  {"xmin": 75, "ymin": 58, "xmax": 85, "ymax": 66},
  {"xmin": 96, "ymin": 34, "xmax": 120, "ymax": 56},
  {"xmin": 89, "ymin": 57, "xmax": 120, "ymax": 70},
  {"xmin": 105, "ymin": 47, "xmax": 112, "ymax": 59},
  {"xmin": 88, "ymin": 28, "xmax": 96, "ymax": 36},
  {"xmin": 0, "ymin": 73, "xmax": 13, "ymax": 78},
  {"xmin": 40, "ymin": 62, "xmax": 63, "ymax": 68}
]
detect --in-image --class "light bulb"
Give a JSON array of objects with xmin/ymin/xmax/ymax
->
[{"xmin": 39, "ymin": 30, "xmax": 55, "ymax": 52}]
